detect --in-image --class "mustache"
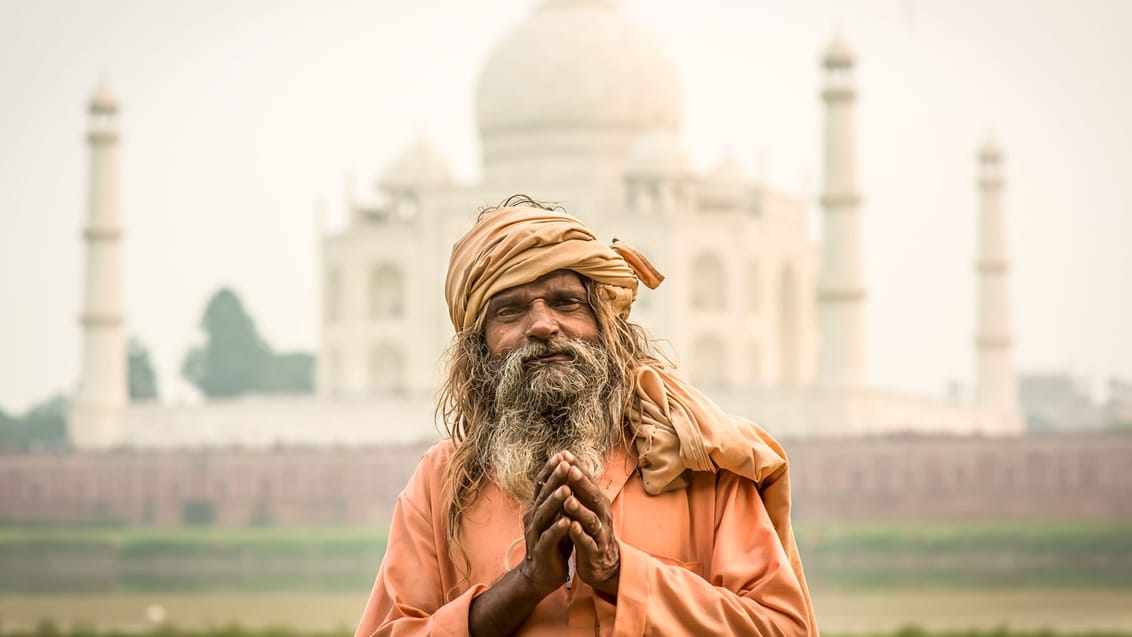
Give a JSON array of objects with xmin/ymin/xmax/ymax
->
[{"xmin": 511, "ymin": 338, "xmax": 584, "ymax": 364}]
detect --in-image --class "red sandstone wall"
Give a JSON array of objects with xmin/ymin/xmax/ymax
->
[
  {"xmin": 1, "ymin": 432, "xmax": 1130, "ymax": 526},
  {"xmin": 0, "ymin": 443, "xmax": 433, "ymax": 527},
  {"xmin": 784, "ymin": 432, "xmax": 1132, "ymax": 521}
]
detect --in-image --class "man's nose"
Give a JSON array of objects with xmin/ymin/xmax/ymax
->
[{"xmin": 526, "ymin": 301, "xmax": 559, "ymax": 340}]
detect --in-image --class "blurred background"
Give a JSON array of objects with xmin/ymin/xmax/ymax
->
[{"xmin": 1, "ymin": 0, "xmax": 1130, "ymax": 634}]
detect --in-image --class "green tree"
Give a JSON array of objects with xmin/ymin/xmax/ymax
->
[
  {"xmin": 0, "ymin": 407, "xmax": 17, "ymax": 449},
  {"xmin": 183, "ymin": 288, "xmax": 272, "ymax": 397},
  {"xmin": 127, "ymin": 337, "xmax": 160, "ymax": 400},
  {"xmin": 262, "ymin": 351, "xmax": 316, "ymax": 394},
  {"xmin": 182, "ymin": 288, "xmax": 314, "ymax": 397},
  {"xmin": 23, "ymin": 394, "xmax": 68, "ymax": 447},
  {"xmin": 0, "ymin": 394, "xmax": 69, "ymax": 450}
]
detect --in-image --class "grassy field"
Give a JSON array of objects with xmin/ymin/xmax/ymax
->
[
  {"xmin": 795, "ymin": 519, "xmax": 1132, "ymax": 590},
  {"xmin": 796, "ymin": 520, "xmax": 1132, "ymax": 554},
  {"xmin": 3, "ymin": 520, "xmax": 1130, "ymax": 593},
  {"xmin": 0, "ymin": 590, "xmax": 1130, "ymax": 633},
  {"xmin": 0, "ymin": 526, "xmax": 389, "ymax": 550},
  {"xmin": 2, "ymin": 521, "xmax": 1129, "ymax": 633},
  {"xmin": 3, "ymin": 519, "xmax": 1126, "ymax": 556}
]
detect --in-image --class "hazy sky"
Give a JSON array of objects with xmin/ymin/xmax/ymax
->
[{"xmin": 1, "ymin": 0, "xmax": 1130, "ymax": 412}]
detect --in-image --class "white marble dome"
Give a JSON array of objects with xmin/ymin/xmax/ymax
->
[
  {"xmin": 475, "ymin": 0, "xmax": 682, "ymax": 141},
  {"xmin": 707, "ymin": 154, "xmax": 749, "ymax": 185},
  {"xmin": 625, "ymin": 130, "xmax": 691, "ymax": 179},
  {"xmin": 378, "ymin": 140, "xmax": 452, "ymax": 191}
]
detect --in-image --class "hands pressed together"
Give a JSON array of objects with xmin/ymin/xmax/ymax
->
[
  {"xmin": 468, "ymin": 450, "xmax": 620, "ymax": 637},
  {"xmin": 518, "ymin": 450, "xmax": 620, "ymax": 599}
]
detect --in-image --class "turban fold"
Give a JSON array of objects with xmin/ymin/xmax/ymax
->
[{"xmin": 444, "ymin": 207, "xmax": 662, "ymax": 332}]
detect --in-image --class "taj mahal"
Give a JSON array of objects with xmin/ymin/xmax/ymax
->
[{"xmin": 68, "ymin": 0, "xmax": 1022, "ymax": 449}]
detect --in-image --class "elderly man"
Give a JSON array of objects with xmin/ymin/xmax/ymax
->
[{"xmin": 355, "ymin": 198, "xmax": 817, "ymax": 636}]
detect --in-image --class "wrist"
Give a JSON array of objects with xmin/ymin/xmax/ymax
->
[
  {"xmin": 590, "ymin": 558, "xmax": 620, "ymax": 599},
  {"xmin": 591, "ymin": 568, "xmax": 619, "ymax": 601},
  {"xmin": 516, "ymin": 559, "xmax": 562, "ymax": 599}
]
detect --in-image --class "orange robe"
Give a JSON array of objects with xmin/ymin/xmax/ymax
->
[{"xmin": 355, "ymin": 441, "xmax": 813, "ymax": 636}]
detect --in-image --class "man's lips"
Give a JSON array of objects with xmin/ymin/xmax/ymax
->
[{"xmin": 527, "ymin": 352, "xmax": 573, "ymax": 364}]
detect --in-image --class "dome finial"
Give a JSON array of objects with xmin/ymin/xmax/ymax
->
[
  {"xmin": 537, "ymin": 0, "xmax": 616, "ymax": 11},
  {"xmin": 823, "ymin": 32, "xmax": 854, "ymax": 68},
  {"xmin": 90, "ymin": 78, "xmax": 118, "ymax": 114},
  {"xmin": 379, "ymin": 138, "xmax": 453, "ymax": 191},
  {"xmin": 979, "ymin": 133, "xmax": 1003, "ymax": 163}
]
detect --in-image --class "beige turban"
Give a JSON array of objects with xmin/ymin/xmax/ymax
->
[{"xmin": 444, "ymin": 206, "xmax": 662, "ymax": 332}]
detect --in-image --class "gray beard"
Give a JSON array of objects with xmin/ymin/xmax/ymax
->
[{"xmin": 485, "ymin": 337, "xmax": 617, "ymax": 503}]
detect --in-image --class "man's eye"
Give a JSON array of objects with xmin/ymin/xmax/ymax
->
[
  {"xmin": 555, "ymin": 299, "xmax": 585, "ymax": 310},
  {"xmin": 495, "ymin": 306, "xmax": 522, "ymax": 318}
]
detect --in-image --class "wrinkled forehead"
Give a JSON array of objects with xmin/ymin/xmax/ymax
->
[{"xmin": 486, "ymin": 269, "xmax": 587, "ymax": 302}]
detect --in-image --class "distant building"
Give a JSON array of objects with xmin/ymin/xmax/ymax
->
[
  {"xmin": 1019, "ymin": 373, "xmax": 1104, "ymax": 431},
  {"xmin": 1018, "ymin": 373, "xmax": 1104, "ymax": 434},
  {"xmin": 315, "ymin": 0, "xmax": 1024, "ymax": 440},
  {"xmin": 1105, "ymin": 377, "xmax": 1132, "ymax": 427},
  {"xmin": 70, "ymin": 0, "xmax": 1021, "ymax": 449}
]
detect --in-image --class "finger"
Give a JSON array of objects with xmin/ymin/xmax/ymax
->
[
  {"xmin": 563, "ymin": 495, "xmax": 603, "ymax": 538},
  {"xmin": 564, "ymin": 465, "xmax": 610, "ymax": 520},
  {"xmin": 529, "ymin": 484, "xmax": 571, "ymax": 538},
  {"xmin": 529, "ymin": 517, "xmax": 572, "ymax": 563},
  {"xmin": 568, "ymin": 519, "xmax": 601, "ymax": 557},
  {"xmin": 558, "ymin": 451, "xmax": 593, "ymax": 479},
  {"xmin": 532, "ymin": 459, "xmax": 571, "ymax": 506},
  {"xmin": 534, "ymin": 451, "xmax": 567, "ymax": 487},
  {"xmin": 530, "ymin": 483, "xmax": 569, "ymax": 531}
]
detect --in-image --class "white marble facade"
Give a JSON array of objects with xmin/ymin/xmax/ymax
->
[
  {"xmin": 320, "ymin": 0, "xmax": 819, "ymax": 403},
  {"xmin": 72, "ymin": 0, "xmax": 1023, "ymax": 448}
]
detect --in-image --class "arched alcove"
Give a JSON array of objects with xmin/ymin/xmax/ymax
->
[
  {"xmin": 324, "ymin": 268, "xmax": 342, "ymax": 323},
  {"xmin": 747, "ymin": 260, "xmax": 761, "ymax": 312},
  {"xmin": 370, "ymin": 264, "xmax": 404, "ymax": 319},
  {"xmin": 778, "ymin": 265, "xmax": 799, "ymax": 385},
  {"xmin": 370, "ymin": 344, "xmax": 405, "ymax": 394},
  {"xmin": 691, "ymin": 254, "xmax": 726, "ymax": 310},
  {"xmin": 326, "ymin": 348, "xmax": 341, "ymax": 395},
  {"xmin": 748, "ymin": 341, "xmax": 763, "ymax": 385},
  {"xmin": 692, "ymin": 335, "xmax": 728, "ymax": 388}
]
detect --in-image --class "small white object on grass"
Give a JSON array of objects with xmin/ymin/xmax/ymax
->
[{"xmin": 146, "ymin": 604, "xmax": 167, "ymax": 624}]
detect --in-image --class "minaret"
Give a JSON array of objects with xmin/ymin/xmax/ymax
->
[
  {"xmin": 817, "ymin": 36, "xmax": 866, "ymax": 387},
  {"xmin": 70, "ymin": 83, "xmax": 126, "ymax": 448},
  {"xmin": 974, "ymin": 138, "xmax": 1020, "ymax": 426}
]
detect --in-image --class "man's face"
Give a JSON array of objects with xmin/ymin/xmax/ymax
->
[
  {"xmin": 483, "ymin": 270, "xmax": 598, "ymax": 358},
  {"xmin": 477, "ymin": 270, "xmax": 615, "ymax": 502}
]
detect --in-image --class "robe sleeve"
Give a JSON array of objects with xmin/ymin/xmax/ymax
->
[
  {"xmin": 355, "ymin": 447, "xmax": 486, "ymax": 637},
  {"xmin": 597, "ymin": 471, "xmax": 814, "ymax": 637}
]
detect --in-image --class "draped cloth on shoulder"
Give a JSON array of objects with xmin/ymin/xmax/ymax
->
[
  {"xmin": 629, "ymin": 364, "xmax": 817, "ymax": 631},
  {"xmin": 444, "ymin": 205, "xmax": 816, "ymax": 631}
]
